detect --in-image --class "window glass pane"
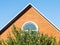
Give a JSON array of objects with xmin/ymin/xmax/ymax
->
[{"xmin": 22, "ymin": 21, "xmax": 38, "ymax": 31}]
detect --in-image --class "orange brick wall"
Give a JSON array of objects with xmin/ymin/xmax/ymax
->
[{"xmin": 0, "ymin": 7, "xmax": 60, "ymax": 41}]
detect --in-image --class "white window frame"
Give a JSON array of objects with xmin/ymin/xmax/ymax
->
[{"xmin": 21, "ymin": 21, "xmax": 38, "ymax": 31}]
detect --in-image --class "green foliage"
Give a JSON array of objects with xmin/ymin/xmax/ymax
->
[
  {"xmin": 0, "ymin": 26, "xmax": 60, "ymax": 45},
  {"xmin": 0, "ymin": 40, "xmax": 2, "ymax": 45}
]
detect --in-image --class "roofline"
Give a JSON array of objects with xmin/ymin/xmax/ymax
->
[
  {"xmin": 31, "ymin": 4, "xmax": 60, "ymax": 32},
  {"xmin": 0, "ymin": 4, "xmax": 32, "ymax": 35},
  {"xmin": 0, "ymin": 3, "xmax": 60, "ymax": 35}
]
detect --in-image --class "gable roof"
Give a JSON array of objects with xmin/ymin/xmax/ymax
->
[{"xmin": 0, "ymin": 4, "xmax": 59, "ymax": 35}]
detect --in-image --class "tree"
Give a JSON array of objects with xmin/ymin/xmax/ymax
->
[{"xmin": 0, "ymin": 26, "xmax": 60, "ymax": 45}]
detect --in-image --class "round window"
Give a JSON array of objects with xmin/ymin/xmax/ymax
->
[{"xmin": 21, "ymin": 21, "xmax": 38, "ymax": 31}]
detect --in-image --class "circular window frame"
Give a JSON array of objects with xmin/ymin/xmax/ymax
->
[{"xmin": 21, "ymin": 21, "xmax": 38, "ymax": 31}]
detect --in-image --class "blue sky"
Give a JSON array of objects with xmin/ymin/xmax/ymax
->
[{"xmin": 0, "ymin": 0, "xmax": 60, "ymax": 30}]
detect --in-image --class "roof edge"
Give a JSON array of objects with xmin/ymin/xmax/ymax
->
[
  {"xmin": 31, "ymin": 4, "xmax": 60, "ymax": 32},
  {"xmin": 0, "ymin": 3, "xmax": 60, "ymax": 35},
  {"xmin": 0, "ymin": 3, "xmax": 32, "ymax": 35}
]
